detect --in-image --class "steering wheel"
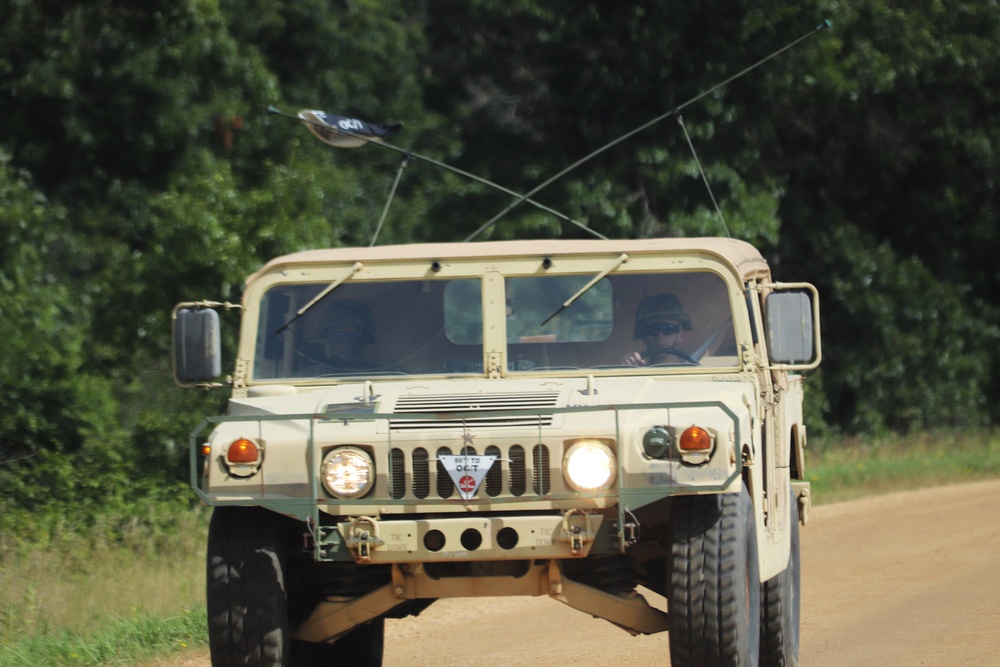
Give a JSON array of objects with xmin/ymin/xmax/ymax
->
[{"xmin": 641, "ymin": 346, "xmax": 700, "ymax": 366}]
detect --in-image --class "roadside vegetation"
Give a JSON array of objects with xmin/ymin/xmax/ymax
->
[
  {"xmin": 0, "ymin": 507, "xmax": 207, "ymax": 667},
  {"xmin": 806, "ymin": 429, "xmax": 1000, "ymax": 504},
  {"xmin": 1, "ymin": 430, "xmax": 996, "ymax": 666}
]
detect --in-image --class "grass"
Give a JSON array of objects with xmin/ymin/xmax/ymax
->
[
  {"xmin": 806, "ymin": 428, "xmax": 1000, "ymax": 505},
  {"xmin": 1, "ymin": 429, "xmax": 997, "ymax": 665},
  {"xmin": 0, "ymin": 507, "xmax": 208, "ymax": 667},
  {"xmin": 0, "ymin": 607, "xmax": 205, "ymax": 667}
]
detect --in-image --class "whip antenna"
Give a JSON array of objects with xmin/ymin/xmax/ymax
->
[
  {"xmin": 463, "ymin": 19, "xmax": 832, "ymax": 242},
  {"xmin": 267, "ymin": 106, "xmax": 606, "ymax": 240},
  {"xmin": 370, "ymin": 155, "xmax": 410, "ymax": 246},
  {"xmin": 677, "ymin": 114, "xmax": 730, "ymax": 238}
]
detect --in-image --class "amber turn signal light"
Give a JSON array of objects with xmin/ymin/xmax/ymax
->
[
  {"xmin": 226, "ymin": 438, "xmax": 260, "ymax": 463},
  {"xmin": 679, "ymin": 426, "xmax": 712, "ymax": 451}
]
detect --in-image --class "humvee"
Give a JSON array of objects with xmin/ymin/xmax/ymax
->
[{"xmin": 174, "ymin": 236, "xmax": 820, "ymax": 666}]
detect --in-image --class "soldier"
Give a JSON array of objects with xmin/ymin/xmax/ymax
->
[
  {"xmin": 299, "ymin": 298, "xmax": 378, "ymax": 374},
  {"xmin": 622, "ymin": 293, "xmax": 694, "ymax": 366}
]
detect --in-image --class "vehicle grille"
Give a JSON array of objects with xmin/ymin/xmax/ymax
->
[
  {"xmin": 388, "ymin": 392, "xmax": 560, "ymax": 431},
  {"xmin": 388, "ymin": 443, "xmax": 551, "ymax": 500}
]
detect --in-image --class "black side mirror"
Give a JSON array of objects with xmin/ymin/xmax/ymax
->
[{"xmin": 173, "ymin": 307, "xmax": 222, "ymax": 384}]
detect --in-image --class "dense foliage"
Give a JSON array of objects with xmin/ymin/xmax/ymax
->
[{"xmin": 2, "ymin": 0, "xmax": 998, "ymax": 529}]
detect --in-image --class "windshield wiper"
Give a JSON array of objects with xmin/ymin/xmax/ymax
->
[
  {"xmin": 275, "ymin": 261, "xmax": 364, "ymax": 334},
  {"xmin": 540, "ymin": 253, "xmax": 629, "ymax": 326}
]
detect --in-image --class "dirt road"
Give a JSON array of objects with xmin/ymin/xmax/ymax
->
[{"xmin": 160, "ymin": 479, "xmax": 1000, "ymax": 667}]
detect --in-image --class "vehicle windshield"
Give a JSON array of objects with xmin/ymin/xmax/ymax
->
[
  {"xmin": 504, "ymin": 271, "xmax": 736, "ymax": 371},
  {"xmin": 251, "ymin": 270, "xmax": 737, "ymax": 380}
]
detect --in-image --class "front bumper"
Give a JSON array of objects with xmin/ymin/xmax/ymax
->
[{"xmin": 330, "ymin": 509, "xmax": 606, "ymax": 564}]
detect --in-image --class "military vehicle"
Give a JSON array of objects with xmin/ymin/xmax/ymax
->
[{"xmin": 174, "ymin": 235, "xmax": 820, "ymax": 666}]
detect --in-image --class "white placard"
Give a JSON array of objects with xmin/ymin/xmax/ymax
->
[{"xmin": 438, "ymin": 454, "xmax": 498, "ymax": 500}]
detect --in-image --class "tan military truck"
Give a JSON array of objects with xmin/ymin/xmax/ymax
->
[{"xmin": 174, "ymin": 236, "xmax": 820, "ymax": 667}]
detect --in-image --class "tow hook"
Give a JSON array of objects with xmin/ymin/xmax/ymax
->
[
  {"xmin": 344, "ymin": 516, "xmax": 384, "ymax": 563},
  {"xmin": 622, "ymin": 508, "xmax": 640, "ymax": 548},
  {"xmin": 302, "ymin": 516, "xmax": 316, "ymax": 552},
  {"xmin": 558, "ymin": 509, "xmax": 595, "ymax": 557}
]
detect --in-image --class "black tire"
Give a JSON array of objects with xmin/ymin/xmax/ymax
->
[
  {"xmin": 669, "ymin": 487, "xmax": 761, "ymax": 667},
  {"xmin": 207, "ymin": 507, "xmax": 291, "ymax": 667},
  {"xmin": 760, "ymin": 488, "xmax": 801, "ymax": 667},
  {"xmin": 292, "ymin": 619, "xmax": 385, "ymax": 667}
]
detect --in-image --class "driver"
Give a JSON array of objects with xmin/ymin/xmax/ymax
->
[
  {"xmin": 300, "ymin": 298, "xmax": 378, "ymax": 374},
  {"xmin": 622, "ymin": 293, "xmax": 693, "ymax": 366}
]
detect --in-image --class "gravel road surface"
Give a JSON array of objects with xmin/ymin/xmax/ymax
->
[{"xmin": 151, "ymin": 479, "xmax": 1000, "ymax": 667}]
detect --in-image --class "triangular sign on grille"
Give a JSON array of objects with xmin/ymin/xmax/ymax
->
[{"xmin": 438, "ymin": 454, "xmax": 498, "ymax": 500}]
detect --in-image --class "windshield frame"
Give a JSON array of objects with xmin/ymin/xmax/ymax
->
[{"xmin": 238, "ymin": 251, "xmax": 748, "ymax": 385}]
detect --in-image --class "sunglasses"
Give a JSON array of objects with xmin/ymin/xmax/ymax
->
[{"xmin": 643, "ymin": 322, "xmax": 681, "ymax": 337}]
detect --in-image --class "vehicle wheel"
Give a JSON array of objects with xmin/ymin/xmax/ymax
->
[
  {"xmin": 760, "ymin": 488, "xmax": 801, "ymax": 666},
  {"xmin": 668, "ymin": 486, "xmax": 761, "ymax": 667},
  {"xmin": 207, "ymin": 507, "xmax": 291, "ymax": 667},
  {"xmin": 292, "ymin": 619, "xmax": 385, "ymax": 667}
]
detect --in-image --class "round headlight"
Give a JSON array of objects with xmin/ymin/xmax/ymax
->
[
  {"xmin": 564, "ymin": 441, "xmax": 616, "ymax": 492},
  {"xmin": 321, "ymin": 447, "xmax": 374, "ymax": 499}
]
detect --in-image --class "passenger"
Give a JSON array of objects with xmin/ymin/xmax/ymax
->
[
  {"xmin": 300, "ymin": 298, "xmax": 378, "ymax": 374},
  {"xmin": 622, "ymin": 294, "xmax": 694, "ymax": 366}
]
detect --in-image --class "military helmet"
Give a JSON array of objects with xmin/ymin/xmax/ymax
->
[{"xmin": 633, "ymin": 293, "xmax": 693, "ymax": 340}]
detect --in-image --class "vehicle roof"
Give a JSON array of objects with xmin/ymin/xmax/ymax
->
[{"xmin": 248, "ymin": 237, "xmax": 771, "ymax": 284}]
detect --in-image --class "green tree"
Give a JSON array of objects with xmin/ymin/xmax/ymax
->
[
  {"xmin": 0, "ymin": 0, "xmax": 441, "ymax": 526},
  {"xmin": 758, "ymin": 0, "xmax": 1000, "ymax": 429},
  {"xmin": 0, "ymin": 154, "xmax": 80, "ymax": 467},
  {"xmin": 419, "ymin": 0, "xmax": 1000, "ymax": 431},
  {"xmin": 0, "ymin": 153, "xmax": 132, "ymax": 533},
  {"xmin": 419, "ymin": 1, "xmax": 793, "ymax": 244}
]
